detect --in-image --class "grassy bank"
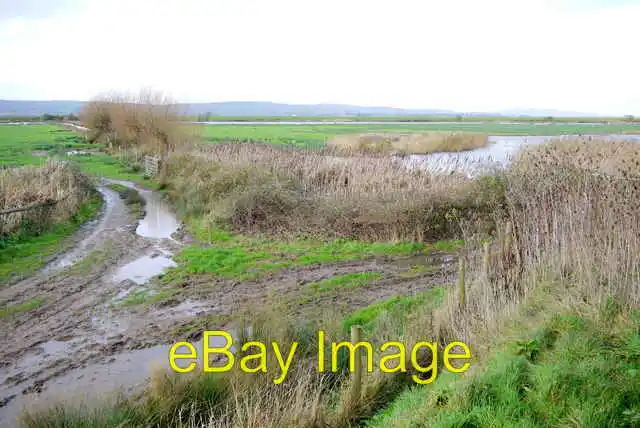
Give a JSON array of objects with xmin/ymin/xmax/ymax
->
[
  {"xmin": 0, "ymin": 190, "xmax": 102, "ymax": 286},
  {"xmin": 369, "ymin": 293, "xmax": 640, "ymax": 427}
]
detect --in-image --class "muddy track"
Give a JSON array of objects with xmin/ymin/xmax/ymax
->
[
  {"xmin": 0, "ymin": 183, "xmax": 457, "ymax": 427},
  {"xmin": 0, "ymin": 182, "xmax": 183, "ymax": 426}
]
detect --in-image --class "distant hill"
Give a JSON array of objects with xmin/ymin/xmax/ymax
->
[
  {"xmin": 0, "ymin": 100, "xmax": 457, "ymax": 117},
  {"xmin": 178, "ymin": 102, "xmax": 460, "ymax": 117},
  {"xmin": 0, "ymin": 100, "xmax": 84, "ymax": 116},
  {"xmin": 496, "ymin": 108, "xmax": 604, "ymax": 118},
  {"xmin": 0, "ymin": 99, "xmax": 605, "ymax": 118}
]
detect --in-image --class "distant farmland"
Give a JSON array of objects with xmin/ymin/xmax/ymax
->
[{"xmin": 198, "ymin": 122, "xmax": 640, "ymax": 148}]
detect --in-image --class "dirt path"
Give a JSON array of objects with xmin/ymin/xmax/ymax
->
[
  {"xmin": 0, "ymin": 182, "xmax": 187, "ymax": 426},
  {"xmin": 0, "ymin": 182, "xmax": 456, "ymax": 427}
]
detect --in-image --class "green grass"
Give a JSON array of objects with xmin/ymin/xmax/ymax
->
[
  {"xmin": 0, "ymin": 125, "xmax": 94, "ymax": 166},
  {"xmin": 116, "ymin": 288, "xmax": 177, "ymax": 307},
  {"xmin": 0, "ymin": 297, "xmax": 43, "ymax": 319},
  {"xmin": 165, "ymin": 222, "xmax": 458, "ymax": 282},
  {"xmin": 0, "ymin": 124, "xmax": 150, "ymax": 184},
  {"xmin": 342, "ymin": 286, "xmax": 445, "ymax": 333},
  {"xmin": 366, "ymin": 302, "xmax": 640, "ymax": 428},
  {"xmin": 199, "ymin": 122, "xmax": 640, "ymax": 149},
  {"xmin": 72, "ymin": 154, "xmax": 146, "ymax": 182},
  {"xmin": 397, "ymin": 264, "xmax": 440, "ymax": 278},
  {"xmin": 308, "ymin": 272, "xmax": 381, "ymax": 293},
  {"xmin": 0, "ymin": 196, "xmax": 104, "ymax": 286}
]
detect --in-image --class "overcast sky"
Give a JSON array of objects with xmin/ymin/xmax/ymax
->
[{"xmin": 0, "ymin": 0, "xmax": 638, "ymax": 115}]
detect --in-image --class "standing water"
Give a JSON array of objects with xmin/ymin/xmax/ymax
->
[
  {"xmin": 135, "ymin": 189, "xmax": 180, "ymax": 239},
  {"xmin": 0, "ymin": 182, "xmax": 187, "ymax": 426},
  {"xmin": 404, "ymin": 134, "xmax": 640, "ymax": 176}
]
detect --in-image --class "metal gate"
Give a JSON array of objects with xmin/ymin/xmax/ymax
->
[{"xmin": 144, "ymin": 156, "xmax": 160, "ymax": 177}]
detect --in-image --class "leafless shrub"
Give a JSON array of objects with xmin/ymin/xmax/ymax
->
[{"xmin": 80, "ymin": 88, "xmax": 189, "ymax": 158}]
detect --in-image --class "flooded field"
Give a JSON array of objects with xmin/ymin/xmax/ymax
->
[{"xmin": 405, "ymin": 134, "xmax": 640, "ymax": 176}]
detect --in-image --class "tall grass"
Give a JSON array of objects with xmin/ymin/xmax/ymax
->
[
  {"xmin": 0, "ymin": 160, "xmax": 94, "ymax": 236},
  {"xmin": 433, "ymin": 137, "xmax": 640, "ymax": 353},
  {"xmin": 327, "ymin": 132, "xmax": 489, "ymax": 154},
  {"xmin": 162, "ymin": 142, "xmax": 505, "ymax": 242}
]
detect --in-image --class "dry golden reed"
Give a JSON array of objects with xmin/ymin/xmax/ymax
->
[
  {"xmin": 162, "ymin": 142, "xmax": 504, "ymax": 242},
  {"xmin": 0, "ymin": 160, "xmax": 94, "ymax": 236},
  {"xmin": 327, "ymin": 131, "xmax": 489, "ymax": 155}
]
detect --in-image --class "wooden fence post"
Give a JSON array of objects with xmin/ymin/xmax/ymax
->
[
  {"xmin": 458, "ymin": 257, "xmax": 466, "ymax": 308},
  {"xmin": 350, "ymin": 324, "xmax": 362, "ymax": 403}
]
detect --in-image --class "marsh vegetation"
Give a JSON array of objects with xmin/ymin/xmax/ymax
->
[{"xmin": 2, "ymin": 94, "xmax": 639, "ymax": 427}]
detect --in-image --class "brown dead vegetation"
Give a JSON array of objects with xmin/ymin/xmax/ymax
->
[
  {"xmin": 162, "ymin": 142, "xmax": 505, "ymax": 242},
  {"xmin": 80, "ymin": 89, "xmax": 189, "ymax": 158},
  {"xmin": 0, "ymin": 160, "xmax": 94, "ymax": 236},
  {"xmin": 327, "ymin": 131, "xmax": 489, "ymax": 154}
]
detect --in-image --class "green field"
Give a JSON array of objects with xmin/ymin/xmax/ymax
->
[
  {"xmin": 0, "ymin": 125, "xmax": 148, "ymax": 181},
  {"xmin": 0, "ymin": 125, "xmax": 94, "ymax": 166},
  {"xmin": 199, "ymin": 122, "xmax": 640, "ymax": 148}
]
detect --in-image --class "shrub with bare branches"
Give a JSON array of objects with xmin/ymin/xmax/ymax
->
[{"xmin": 80, "ymin": 89, "xmax": 187, "ymax": 158}]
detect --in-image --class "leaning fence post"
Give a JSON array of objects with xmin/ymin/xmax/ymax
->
[
  {"xmin": 350, "ymin": 324, "xmax": 362, "ymax": 403},
  {"xmin": 458, "ymin": 257, "xmax": 466, "ymax": 308}
]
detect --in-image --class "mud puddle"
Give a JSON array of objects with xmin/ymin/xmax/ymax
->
[
  {"xmin": 112, "ymin": 251, "xmax": 177, "ymax": 285},
  {"xmin": 2, "ymin": 334, "xmax": 239, "ymax": 423},
  {"xmin": 0, "ymin": 180, "xmax": 187, "ymax": 427},
  {"xmin": 136, "ymin": 190, "xmax": 180, "ymax": 239}
]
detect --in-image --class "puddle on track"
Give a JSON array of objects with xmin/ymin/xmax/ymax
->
[
  {"xmin": 135, "ymin": 190, "xmax": 179, "ymax": 239},
  {"xmin": 394, "ymin": 253, "xmax": 455, "ymax": 271},
  {"xmin": 112, "ymin": 253, "xmax": 177, "ymax": 285},
  {"xmin": 1, "ymin": 335, "xmax": 240, "ymax": 426},
  {"xmin": 0, "ymin": 182, "xmax": 186, "ymax": 426}
]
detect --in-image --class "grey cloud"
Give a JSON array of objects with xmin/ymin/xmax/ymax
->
[{"xmin": 0, "ymin": 0, "xmax": 83, "ymax": 20}]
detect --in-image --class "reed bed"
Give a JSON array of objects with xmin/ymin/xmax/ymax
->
[
  {"xmin": 80, "ymin": 89, "xmax": 193, "ymax": 158},
  {"xmin": 0, "ymin": 160, "xmax": 94, "ymax": 236},
  {"xmin": 434, "ymin": 137, "xmax": 640, "ymax": 351},
  {"xmin": 162, "ymin": 142, "xmax": 505, "ymax": 242},
  {"xmin": 327, "ymin": 131, "xmax": 489, "ymax": 155}
]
